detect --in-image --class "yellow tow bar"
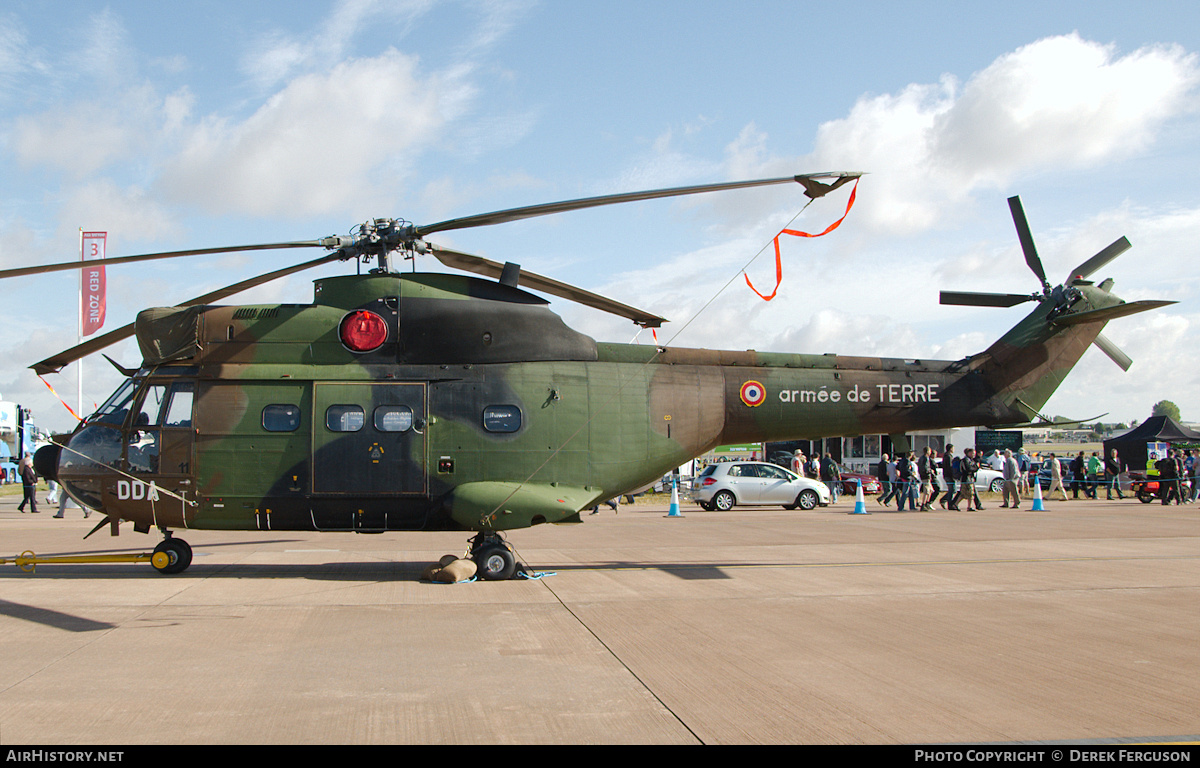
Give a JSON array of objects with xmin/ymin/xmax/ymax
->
[{"xmin": 1, "ymin": 549, "xmax": 155, "ymax": 573}]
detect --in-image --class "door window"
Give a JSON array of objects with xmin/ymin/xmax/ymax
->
[{"xmin": 326, "ymin": 405, "xmax": 365, "ymax": 432}]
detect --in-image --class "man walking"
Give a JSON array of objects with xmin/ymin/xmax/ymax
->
[
  {"xmin": 1001, "ymin": 449, "xmax": 1021, "ymax": 508},
  {"xmin": 1105, "ymin": 449, "xmax": 1125, "ymax": 500},
  {"xmin": 16, "ymin": 456, "xmax": 39, "ymax": 514},
  {"xmin": 940, "ymin": 444, "xmax": 958, "ymax": 510},
  {"xmin": 955, "ymin": 448, "xmax": 981, "ymax": 511},
  {"xmin": 1046, "ymin": 453, "xmax": 1069, "ymax": 501}
]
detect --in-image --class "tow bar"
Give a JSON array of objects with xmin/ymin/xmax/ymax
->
[{"xmin": 2, "ymin": 550, "xmax": 155, "ymax": 573}]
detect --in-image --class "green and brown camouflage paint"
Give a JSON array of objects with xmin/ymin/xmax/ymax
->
[{"xmin": 50, "ymin": 272, "xmax": 1125, "ymax": 535}]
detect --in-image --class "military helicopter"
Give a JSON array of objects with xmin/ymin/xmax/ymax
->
[{"xmin": 5, "ymin": 173, "xmax": 1171, "ymax": 579}]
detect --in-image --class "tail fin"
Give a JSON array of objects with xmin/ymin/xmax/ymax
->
[
  {"xmin": 977, "ymin": 283, "xmax": 1173, "ymax": 423},
  {"xmin": 941, "ymin": 195, "xmax": 1174, "ymax": 425}
]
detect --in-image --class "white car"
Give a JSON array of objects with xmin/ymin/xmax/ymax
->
[
  {"xmin": 933, "ymin": 458, "xmax": 1005, "ymax": 493},
  {"xmin": 691, "ymin": 461, "xmax": 832, "ymax": 511}
]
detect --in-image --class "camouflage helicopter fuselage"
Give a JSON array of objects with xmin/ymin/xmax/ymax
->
[{"xmin": 51, "ymin": 268, "xmax": 1121, "ymax": 536}]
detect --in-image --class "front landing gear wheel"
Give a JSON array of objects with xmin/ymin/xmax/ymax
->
[{"xmin": 151, "ymin": 538, "xmax": 192, "ymax": 575}]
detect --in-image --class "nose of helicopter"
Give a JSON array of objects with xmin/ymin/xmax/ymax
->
[{"xmin": 45, "ymin": 424, "xmax": 121, "ymax": 515}]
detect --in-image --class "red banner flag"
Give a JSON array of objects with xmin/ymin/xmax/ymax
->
[{"xmin": 81, "ymin": 231, "xmax": 106, "ymax": 336}]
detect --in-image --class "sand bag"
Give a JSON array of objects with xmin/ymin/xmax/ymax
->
[{"xmin": 434, "ymin": 558, "xmax": 478, "ymax": 583}]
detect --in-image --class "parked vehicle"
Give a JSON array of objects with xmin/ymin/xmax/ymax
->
[
  {"xmin": 839, "ymin": 470, "xmax": 881, "ymax": 495},
  {"xmin": 1128, "ymin": 472, "xmax": 1191, "ymax": 503},
  {"xmin": 934, "ymin": 458, "xmax": 1004, "ymax": 493},
  {"xmin": 691, "ymin": 461, "xmax": 831, "ymax": 511}
]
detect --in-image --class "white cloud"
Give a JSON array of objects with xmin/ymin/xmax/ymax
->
[
  {"xmin": 159, "ymin": 49, "xmax": 473, "ymax": 218},
  {"xmin": 12, "ymin": 85, "xmax": 167, "ymax": 177},
  {"xmin": 240, "ymin": 0, "xmax": 435, "ymax": 91},
  {"xmin": 806, "ymin": 34, "xmax": 1200, "ymax": 234}
]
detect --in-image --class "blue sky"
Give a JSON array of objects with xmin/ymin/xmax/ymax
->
[{"xmin": 1, "ymin": 0, "xmax": 1198, "ymax": 433}]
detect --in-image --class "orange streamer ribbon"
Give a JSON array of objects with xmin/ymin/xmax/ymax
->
[
  {"xmin": 744, "ymin": 177, "xmax": 859, "ymax": 301},
  {"xmin": 39, "ymin": 375, "xmax": 83, "ymax": 423}
]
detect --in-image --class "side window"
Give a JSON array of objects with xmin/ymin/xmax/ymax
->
[
  {"xmin": 263, "ymin": 404, "xmax": 301, "ymax": 432},
  {"xmin": 482, "ymin": 405, "xmax": 521, "ymax": 433},
  {"xmin": 326, "ymin": 405, "xmax": 364, "ymax": 432},
  {"xmin": 163, "ymin": 383, "xmax": 195, "ymax": 428},
  {"xmin": 374, "ymin": 405, "xmax": 413, "ymax": 432}
]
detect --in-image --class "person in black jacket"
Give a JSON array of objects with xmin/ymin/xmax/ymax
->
[
  {"xmin": 1157, "ymin": 450, "xmax": 1182, "ymax": 505},
  {"xmin": 954, "ymin": 447, "xmax": 983, "ymax": 511},
  {"xmin": 1071, "ymin": 452, "xmax": 1087, "ymax": 499},
  {"xmin": 1105, "ymin": 449, "xmax": 1125, "ymax": 500},
  {"xmin": 939, "ymin": 444, "xmax": 958, "ymax": 510},
  {"xmin": 16, "ymin": 456, "xmax": 38, "ymax": 514}
]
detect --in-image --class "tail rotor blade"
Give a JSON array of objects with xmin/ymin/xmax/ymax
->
[
  {"xmin": 1008, "ymin": 196, "xmax": 1050, "ymax": 292},
  {"xmin": 1067, "ymin": 236, "xmax": 1131, "ymax": 283},
  {"xmin": 1092, "ymin": 332, "xmax": 1133, "ymax": 371},
  {"xmin": 939, "ymin": 290, "xmax": 1036, "ymax": 308}
]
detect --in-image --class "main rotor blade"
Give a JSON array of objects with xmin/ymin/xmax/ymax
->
[
  {"xmin": 1066, "ymin": 236, "xmax": 1132, "ymax": 282},
  {"xmin": 0, "ymin": 240, "xmax": 328, "ymax": 281},
  {"xmin": 417, "ymin": 172, "xmax": 862, "ymax": 236},
  {"xmin": 32, "ymin": 252, "xmax": 344, "ymax": 375},
  {"xmin": 1092, "ymin": 332, "xmax": 1133, "ymax": 372},
  {"xmin": 430, "ymin": 245, "xmax": 667, "ymax": 328},
  {"xmin": 939, "ymin": 290, "xmax": 1036, "ymax": 308},
  {"xmin": 1007, "ymin": 195, "xmax": 1050, "ymax": 292}
]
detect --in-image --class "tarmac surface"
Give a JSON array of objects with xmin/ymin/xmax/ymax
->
[{"xmin": 1, "ymin": 490, "xmax": 1198, "ymax": 745}]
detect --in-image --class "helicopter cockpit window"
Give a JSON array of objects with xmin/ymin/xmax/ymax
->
[
  {"xmin": 262, "ymin": 405, "xmax": 301, "ymax": 432},
  {"xmin": 135, "ymin": 385, "xmax": 167, "ymax": 427},
  {"xmin": 326, "ymin": 405, "xmax": 365, "ymax": 432},
  {"xmin": 374, "ymin": 405, "xmax": 413, "ymax": 432},
  {"xmin": 92, "ymin": 379, "xmax": 137, "ymax": 425},
  {"xmin": 482, "ymin": 405, "xmax": 521, "ymax": 433}
]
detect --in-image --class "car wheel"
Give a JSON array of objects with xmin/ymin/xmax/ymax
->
[
  {"xmin": 989, "ymin": 478, "xmax": 1004, "ymax": 493},
  {"xmin": 796, "ymin": 489, "xmax": 819, "ymax": 510},
  {"xmin": 712, "ymin": 490, "xmax": 736, "ymax": 511}
]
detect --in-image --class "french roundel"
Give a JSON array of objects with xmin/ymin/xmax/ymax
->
[{"xmin": 740, "ymin": 380, "xmax": 766, "ymax": 407}]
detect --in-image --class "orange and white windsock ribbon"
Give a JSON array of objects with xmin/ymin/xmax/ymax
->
[
  {"xmin": 39, "ymin": 375, "xmax": 83, "ymax": 423},
  {"xmin": 744, "ymin": 177, "xmax": 859, "ymax": 301}
]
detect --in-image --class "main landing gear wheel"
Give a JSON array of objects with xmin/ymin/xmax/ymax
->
[
  {"xmin": 151, "ymin": 537, "xmax": 192, "ymax": 575},
  {"xmin": 469, "ymin": 533, "xmax": 517, "ymax": 581}
]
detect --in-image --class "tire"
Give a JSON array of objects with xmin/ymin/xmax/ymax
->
[
  {"xmin": 989, "ymin": 478, "xmax": 1004, "ymax": 493},
  {"xmin": 796, "ymin": 489, "xmax": 819, "ymax": 510},
  {"xmin": 474, "ymin": 544, "xmax": 516, "ymax": 581},
  {"xmin": 1136, "ymin": 489, "xmax": 1153, "ymax": 504},
  {"xmin": 151, "ymin": 538, "xmax": 192, "ymax": 575},
  {"xmin": 712, "ymin": 490, "xmax": 736, "ymax": 511}
]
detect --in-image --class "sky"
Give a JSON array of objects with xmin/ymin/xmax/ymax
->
[{"xmin": 1, "ymin": 0, "xmax": 1198, "ymax": 435}]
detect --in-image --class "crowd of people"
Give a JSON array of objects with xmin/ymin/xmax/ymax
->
[
  {"xmin": 874, "ymin": 444, "xmax": 988, "ymax": 511},
  {"xmin": 866, "ymin": 445, "xmax": 1199, "ymax": 511}
]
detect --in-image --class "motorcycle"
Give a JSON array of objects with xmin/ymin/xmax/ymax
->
[{"xmin": 1127, "ymin": 472, "xmax": 1190, "ymax": 503}]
